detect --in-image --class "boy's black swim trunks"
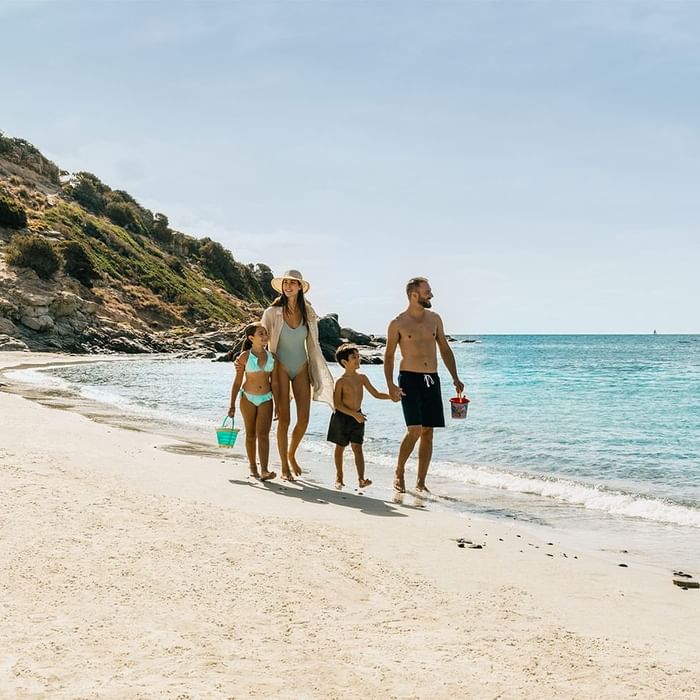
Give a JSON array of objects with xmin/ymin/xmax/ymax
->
[
  {"xmin": 327, "ymin": 410, "xmax": 365, "ymax": 446},
  {"xmin": 398, "ymin": 371, "xmax": 445, "ymax": 428}
]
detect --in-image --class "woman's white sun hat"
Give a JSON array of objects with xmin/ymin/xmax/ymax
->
[{"xmin": 271, "ymin": 269, "xmax": 311, "ymax": 294}]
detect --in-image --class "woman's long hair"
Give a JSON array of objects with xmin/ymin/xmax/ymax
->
[
  {"xmin": 242, "ymin": 322, "xmax": 266, "ymax": 351},
  {"xmin": 271, "ymin": 287, "xmax": 309, "ymax": 327}
]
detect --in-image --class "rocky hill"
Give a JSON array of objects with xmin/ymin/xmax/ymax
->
[{"xmin": 0, "ymin": 130, "xmax": 275, "ymax": 357}]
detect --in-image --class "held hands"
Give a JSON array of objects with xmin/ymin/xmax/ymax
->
[{"xmin": 388, "ymin": 383, "xmax": 405, "ymax": 402}]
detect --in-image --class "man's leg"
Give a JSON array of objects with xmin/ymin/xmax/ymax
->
[
  {"xmin": 395, "ymin": 426, "xmax": 421, "ymax": 492},
  {"xmin": 416, "ymin": 427, "xmax": 434, "ymax": 492}
]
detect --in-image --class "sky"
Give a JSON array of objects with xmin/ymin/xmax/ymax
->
[{"xmin": 1, "ymin": 0, "xmax": 699, "ymax": 334}]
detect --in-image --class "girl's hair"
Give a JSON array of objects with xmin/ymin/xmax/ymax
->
[
  {"xmin": 242, "ymin": 322, "xmax": 266, "ymax": 351},
  {"xmin": 271, "ymin": 285, "xmax": 309, "ymax": 327}
]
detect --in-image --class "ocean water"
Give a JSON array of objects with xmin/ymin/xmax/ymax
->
[{"xmin": 9, "ymin": 335, "xmax": 700, "ymax": 567}]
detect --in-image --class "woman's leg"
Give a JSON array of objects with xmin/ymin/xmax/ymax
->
[
  {"xmin": 256, "ymin": 399, "xmax": 275, "ymax": 480},
  {"xmin": 276, "ymin": 367, "xmax": 293, "ymax": 480},
  {"xmin": 288, "ymin": 364, "xmax": 311, "ymax": 476},
  {"xmin": 239, "ymin": 394, "xmax": 259, "ymax": 477}
]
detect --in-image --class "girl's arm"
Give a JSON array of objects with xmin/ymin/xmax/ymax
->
[
  {"xmin": 270, "ymin": 354, "xmax": 280, "ymax": 419},
  {"xmin": 362, "ymin": 375, "xmax": 391, "ymax": 401},
  {"xmin": 228, "ymin": 352, "xmax": 248, "ymax": 417}
]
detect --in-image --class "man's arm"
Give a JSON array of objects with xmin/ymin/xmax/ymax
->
[
  {"xmin": 435, "ymin": 315, "xmax": 465, "ymax": 396},
  {"xmin": 383, "ymin": 319, "xmax": 403, "ymax": 402}
]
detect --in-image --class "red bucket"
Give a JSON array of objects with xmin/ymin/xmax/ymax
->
[{"xmin": 449, "ymin": 396, "xmax": 470, "ymax": 419}]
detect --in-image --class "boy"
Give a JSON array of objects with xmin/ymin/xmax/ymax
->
[{"xmin": 327, "ymin": 344, "xmax": 391, "ymax": 489}]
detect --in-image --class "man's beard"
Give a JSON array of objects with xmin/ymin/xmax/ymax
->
[{"xmin": 418, "ymin": 298, "xmax": 432, "ymax": 308}]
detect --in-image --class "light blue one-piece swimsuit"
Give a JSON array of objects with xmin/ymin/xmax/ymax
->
[{"xmin": 277, "ymin": 322, "xmax": 308, "ymax": 379}]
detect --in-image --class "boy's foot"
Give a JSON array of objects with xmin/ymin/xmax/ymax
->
[
  {"xmin": 358, "ymin": 478, "xmax": 372, "ymax": 488},
  {"xmin": 393, "ymin": 475, "xmax": 406, "ymax": 493},
  {"xmin": 289, "ymin": 454, "xmax": 303, "ymax": 476},
  {"xmin": 260, "ymin": 470, "xmax": 276, "ymax": 481},
  {"xmin": 415, "ymin": 482, "xmax": 430, "ymax": 493},
  {"xmin": 335, "ymin": 481, "xmax": 345, "ymax": 489}
]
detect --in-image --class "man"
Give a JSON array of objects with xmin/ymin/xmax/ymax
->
[{"xmin": 384, "ymin": 277, "xmax": 466, "ymax": 493}]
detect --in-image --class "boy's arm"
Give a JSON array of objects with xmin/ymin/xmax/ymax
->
[
  {"xmin": 334, "ymin": 379, "xmax": 365, "ymax": 423},
  {"xmin": 435, "ymin": 315, "xmax": 466, "ymax": 396},
  {"xmin": 228, "ymin": 352, "xmax": 248, "ymax": 416},
  {"xmin": 383, "ymin": 319, "xmax": 403, "ymax": 402},
  {"xmin": 362, "ymin": 374, "xmax": 391, "ymax": 401}
]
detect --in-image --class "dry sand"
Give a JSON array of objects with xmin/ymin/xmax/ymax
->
[{"xmin": 1, "ymin": 351, "xmax": 699, "ymax": 699}]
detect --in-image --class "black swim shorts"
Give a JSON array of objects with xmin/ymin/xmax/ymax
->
[
  {"xmin": 398, "ymin": 371, "xmax": 445, "ymax": 428},
  {"xmin": 326, "ymin": 410, "xmax": 365, "ymax": 446}
]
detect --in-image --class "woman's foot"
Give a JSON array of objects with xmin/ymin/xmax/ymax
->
[
  {"xmin": 358, "ymin": 478, "xmax": 372, "ymax": 488},
  {"xmin": 415, "ymin": 482, "xmax": 430, "ymax": 493},
  {"xmin": 393, "ymin": 474, "xmax": 406, "ymax": 493},
  {"xmin": 288, "ymin": 453, "xmax": 303, "ymax": 477},
  {"xmin": 260, "ymin": 470, "xmax": 276, "ymax": 481}
]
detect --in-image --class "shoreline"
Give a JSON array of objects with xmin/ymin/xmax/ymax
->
[
  {"xmin": 5, "ymin": 352, "xmax": 700, "ymax": 574},
  {"xmin": 2, "ymin": 351, "xmax": 700, "ymax": 697}
]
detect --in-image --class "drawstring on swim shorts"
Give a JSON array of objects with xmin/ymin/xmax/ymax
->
[{"xmin": 423, "ymin": 374, "xmax": 435, "ymax": 388}]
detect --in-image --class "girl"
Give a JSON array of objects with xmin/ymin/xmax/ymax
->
[
  {"xmin": 228, "ymin": 322, "xmax": 279, "ymax": 481},
  {"xmin": 260, "ymin": 269, "xmax": 334, "ymax": 481}
]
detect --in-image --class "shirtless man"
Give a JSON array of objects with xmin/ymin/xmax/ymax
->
[{"xmin": 384, "ymin": 277, "xmax": 466, "ymax": 493}]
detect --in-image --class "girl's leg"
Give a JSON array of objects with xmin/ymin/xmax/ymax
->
[
  {"xmin": 256, "ymin": 399, "xmax": 275, "ymax": 480},
  {"xmin": 288, "ymin": 365, "xmax": 311, "ymax": 476},
  {"xmin": 276, "ymin": 367, "xmax": 293, "ymax": 480},
  {"xmin": 239, "ymin": 394, "xmax": 259, "ymax": 477},
  {"xmin": 334, "ymin": 444, "xmax": 345, "ymax": 488}
]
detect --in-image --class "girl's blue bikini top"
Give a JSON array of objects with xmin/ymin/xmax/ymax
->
[{"xmin": 245, "ymin": 350, "xmax": 274, "ymax": 373}]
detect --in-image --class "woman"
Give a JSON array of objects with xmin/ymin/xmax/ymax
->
[{"xmin": 260, "ymin": 269, "xmax": 333, "ymax": 480}]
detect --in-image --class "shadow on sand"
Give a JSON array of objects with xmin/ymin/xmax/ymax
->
[{"xmin": 228, "ymin": 477, "xmax": 428, "ymax": 518}]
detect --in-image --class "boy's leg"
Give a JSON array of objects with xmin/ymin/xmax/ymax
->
[
  {"xmin": 239, "ymin": 395, "xmax": 259, "ymax": 477},
  {"xmin": 351, "ymin": 443, "xmax": 371, "ymax": 488},
  {"xmin": 256, "ymin": 400, "xmax": 275, "ymax": 480},
  {"xmin": 334, "ymin": 444, "xmax": 345, "ymax": 488}
]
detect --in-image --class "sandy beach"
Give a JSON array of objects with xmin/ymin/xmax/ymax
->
[{"xmin": 1, "ymin": 351, "xmax": 699, "ymax": 699}]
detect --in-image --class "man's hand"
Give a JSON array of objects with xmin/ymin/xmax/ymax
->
[
  {"xmin": 453, "ymin": 378, "xmax": 465, "ymax": 395},
  {"xmin": 388, "ymin": 383, "xmax": 404, "ymax": 402}
]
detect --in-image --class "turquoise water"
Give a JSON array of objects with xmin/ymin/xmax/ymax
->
[{"xmin": 11, "ymin": 335, "xmax": 700, "ymax": 562}]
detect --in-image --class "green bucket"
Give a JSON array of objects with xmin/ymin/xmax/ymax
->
[{"xmin": 216, "ymin": 416, "xmax": 240, "ymax": 448}]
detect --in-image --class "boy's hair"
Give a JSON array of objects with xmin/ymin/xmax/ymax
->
[
  {"xmin": 406, "ymin": 276, "xmax": 429, "ymax": 297},
  {"xmin": 242, "ymin": 322, "xmax": 265, "ymax": 351},
  {"xmin": 335, "ymin": 343, "xmax": 359, "ymax": 367}
]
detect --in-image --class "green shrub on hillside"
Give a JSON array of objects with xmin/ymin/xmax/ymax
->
[
  {"xmin": 66, "ymin": 172, "xmax": 109, "ymax": 214},
  {"xmin": 62, "ymin": 240, "xmax": 99, "ymax": 287},
  {"xmin": 105, "ymin": 201, "xmax": 146, "ymax": 235},
  {"xmin": 6, "ymin": 234, "xmax": 60, "ymax": 279},
  {"xmin": 0, "ymin": 189, "xmax": 28, "ymax": 229}
]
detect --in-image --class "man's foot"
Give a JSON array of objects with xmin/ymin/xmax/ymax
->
[
  {"xmin": 358, "ymin": 478, "xmax": 372, "ymax": 488},
  {"xmin": 415, "ymin": 482, "xmax": 430, "ymax": 493},
  {"xmin": 393, "ymin": 475, "xmax": 406, "ymax": 493},
  {"xmin": 260, "ymin": 470, "xmax": 276, "ymax": 481},
  {"xmin": 289, "ymin": 454, "xmax": 303, "ymax": 477},
  {"xmin": 335, "ymin": 480, "xmax": 344, "ymax": 489}
]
